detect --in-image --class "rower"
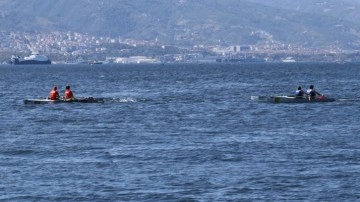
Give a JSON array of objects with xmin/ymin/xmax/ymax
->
[
  {"xmin": 49, "ymin": 86, "xmax": 60, "ymax": 100},
  {"xmin": 306, "ymin": 85, "xmax": 322, "ymax": 99},
  {"xmin": 64, "ymin": 85, "xmax": 75, "ymax": 100},
  {"xmin": 295, "ymin": 86, "xmax": 306, "ymax": 98}
]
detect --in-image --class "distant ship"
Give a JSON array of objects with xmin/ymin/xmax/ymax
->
[
  {"xmin": 281, "ymin": 57, "xmax": 296, "ymax": 63},
  {"xmin": 10, "ymin": 53, "xmax": 51, "ymax": 65},
  {"xmin": 216, "ymin": 57, "xmax": 265, "ymax": 63},
  {"xmin": 88, "ymin": 61, "xmax": 103, "ymax": 65}
]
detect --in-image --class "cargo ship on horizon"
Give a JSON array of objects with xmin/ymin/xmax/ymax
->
[{"xmin": 10, "ymin": 52, "xmax": 51, "ymax": 65}]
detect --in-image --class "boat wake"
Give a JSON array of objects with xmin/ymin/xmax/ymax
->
[
  {"xmin": 108, "ymin": 97, "xmax": 137, "ymax": 103},
  {"xmin": 337, "ymin": 97, "xmax": 360, "ymax": 102}
]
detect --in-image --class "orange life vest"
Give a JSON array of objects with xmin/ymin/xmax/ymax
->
[
  {"xmin": 49, "ymin": 90, "xmax": 59, "ymax": 100},
  {"xmin": 64, "ymin": 89, "xmax": 74, "ymax": 99}
]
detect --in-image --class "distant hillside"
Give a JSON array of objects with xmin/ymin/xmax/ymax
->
[
  {"xmin": 249, "ymin": 0, "xmax": 360, "ymax": 23},
  {"xmin": 1, "ymin": 0, "xmax": 360, "ymax": 49}
]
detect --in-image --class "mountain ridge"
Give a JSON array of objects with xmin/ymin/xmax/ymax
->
[{"xmin": 1, "ymin": 0, "xmax": 360, "ymax": 49}]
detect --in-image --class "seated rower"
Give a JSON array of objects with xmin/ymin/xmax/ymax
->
[
  {"xmin": 64, "ymin": 85, "xmax": 75, "ymax": 100},
  {"xmin": 306, "ymin": 85, "xmax": 322, "ymax": 99},
  {"xmin": 49, "ymin": 86, "xmax": 60, "ymax": 100},
  {"xmin": 295, "ymin": 86, "xmax": 306, "ymax": 98}
]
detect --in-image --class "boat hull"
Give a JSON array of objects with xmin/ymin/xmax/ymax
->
[
  {"xmin": 13, "ymin": 60, "xmax": 51, "ymax": 65},
  {"xmin": 24, "ymin": 97, "xmax": 104, "ymax": 104},
  {"xmin": 251, "ymin": 95, "xmax": 335, "ymax": 103}
]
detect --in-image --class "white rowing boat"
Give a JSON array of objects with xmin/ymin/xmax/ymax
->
[
  {"xmin": 24, "ymin": 97, "xmax": 104, "ymax": 104},
  {"xmin": 251, "ymin": 95, "xmax": 335, "ymax": 103}
]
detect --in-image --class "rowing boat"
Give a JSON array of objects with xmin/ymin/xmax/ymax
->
[
  {"xmin": 24, "ymin": 97, "xmax": 104, "ymax": 104},
  {"xmin": 251, "ymin": 95, "xmax": 335, "ymax": 103}
]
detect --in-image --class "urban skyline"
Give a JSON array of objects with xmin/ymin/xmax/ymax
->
[{"xmin": 1, "ymin": 31, "xmax": 359, "ymax": 64}]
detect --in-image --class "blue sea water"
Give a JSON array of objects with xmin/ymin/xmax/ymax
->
[{"xmin": 0, "ymin": 63, "xmax": 359, "ymax": 201}]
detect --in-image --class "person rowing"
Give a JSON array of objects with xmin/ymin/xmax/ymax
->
[
  {"xmin": 49, "ymin": 86, "xmax": 60, "ymax": 100},
  {"xmin": 295, "ymin": 86, "xmax": 306, "ymax": 98},
  {"xmin": 306, "ymin": 85, "xmax": 322, "ymax": 99},
  {"xmin": 64, "ymin": 85, "xmax": 75, "ymax": 100}
]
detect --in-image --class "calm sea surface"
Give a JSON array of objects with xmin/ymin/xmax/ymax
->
[{"xmin": 0, "ymin": 63, "xmax": 359, "ymax": 201}]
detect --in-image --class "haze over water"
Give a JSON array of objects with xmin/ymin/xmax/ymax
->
[{"xmin": 1, "ymin": 63, "xmax": 359, "ymax": 201}]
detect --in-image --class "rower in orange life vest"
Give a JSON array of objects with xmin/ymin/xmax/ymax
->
[
  {"xmin": 49, "ymin": 86, "xmax": 60, "ymax": 100},
  {"xmin": 64, "ymin": 85, "xmax": 75, "ymax": 100}
]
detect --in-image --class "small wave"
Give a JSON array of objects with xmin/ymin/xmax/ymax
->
[
  {"xmin": 109, "ymin": 97, "xmax": 137, "ymax": 103},
  {"xmin": 337, "ymin": 98, "xmax": 360, "ymax": 102},
  {"xmin": 1, "ymin": 149, "xmax": 34, "ymax": 156}
]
